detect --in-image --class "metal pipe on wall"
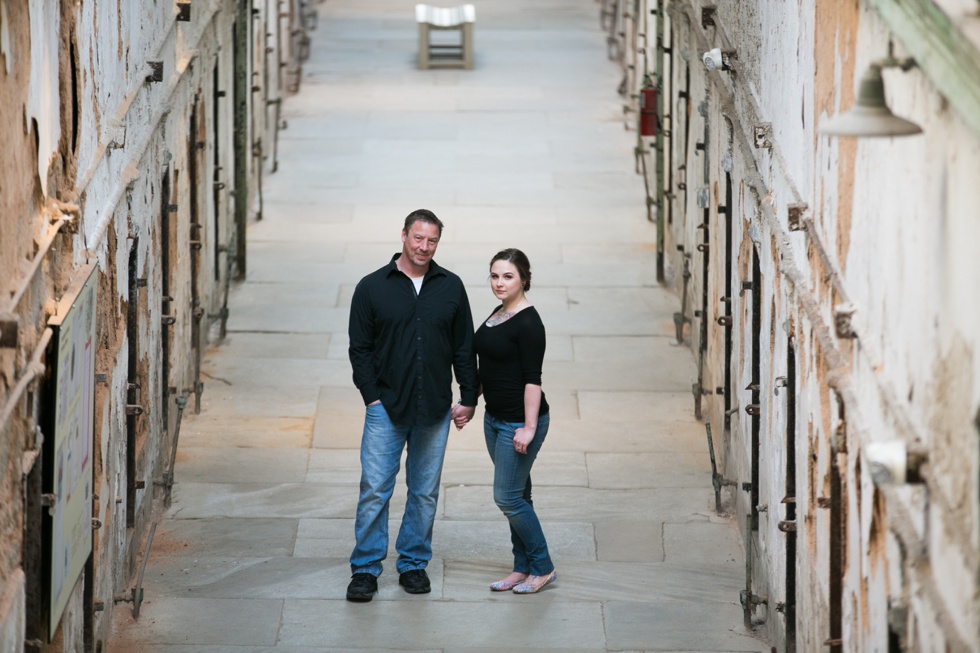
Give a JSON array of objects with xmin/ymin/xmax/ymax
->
[
  {"xmin": 0, "ymin": 328, "xmax": 54, "ymax": 431},
  {"xmin": 84, "ymin": 0, "xmax": 223, "ymax": 255},
  {"xmin": 667, "ymin": 1, "xmax": 925, "ymax": 460},
  {"xmin": 125, "ymin": 237, "xmax": 141, "ymax": 529},
  {"xmin": 691, "ymin": 95, "xmax": 710, "ymax": 418},
  {"xmin": 69, "ymin": 17, "xmax": 179, "ymax": 202},
  {"xmin": 673, "ymin": 249, "xmax": 692, "ymax": 344},
  {"xmin": 189, "ymin": 103, "xmax": 206, "ymax": 414},
  {"xmin": 722, "ymin": 168, "xmax": 733, "ymax": 429},
  {"xmin": 160, "ymin": 170, "xmax": 174, "ymax": 434},
  {"xmin": 233, "ymin": 0, "xmax": 251, "ymax": 279},
  {"xmin": 86, "ymin": 74, "xmax": 180, "ymax": 255},
  {"xmin": 740, "ymin": 511, "xmax": 761, "ymax": 628},
  {"xmin": 749, "ymin": 249, "xmax": 761, "ymax": 531},
  {"xmin": 154, "ymin": 395, "xmax": 188, "ymax": 502},
  {"xmin": 654, "ymin": 0, "xmax": 666, "ymax": 281},
  {"xmin": 3, "ymin": 210, "xmax": 73, "ymax": 315},
  {"xmin": 706, "ymin": 423, "xmax": 736, "ymax": 513},
  {"xmin": 827, "ymin": 396, "xmax": 846, "ymax": 652},
  {"xmin": 783, "ymin": 337, "xmax": 798, "ymax": 652}
]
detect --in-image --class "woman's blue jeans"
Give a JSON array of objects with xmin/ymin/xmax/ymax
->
[
  {"xmin": 483, "ymin": 412, "xmax": 553, "ymax": 576},
  {"xmin": 350, "ymin": 403, "xmax": 451, "ymax": 576}
]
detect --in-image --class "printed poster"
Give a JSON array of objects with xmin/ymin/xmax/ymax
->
[{"xmin": 47, "ymin": 264, "xmax": 97, "ymax": 638}]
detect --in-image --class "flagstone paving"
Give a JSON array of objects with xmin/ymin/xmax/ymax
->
[{"xmin": 108, "ymin": 1, "xmax": 765, "ymax": 651}]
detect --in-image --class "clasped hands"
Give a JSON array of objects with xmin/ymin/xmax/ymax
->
[{"xmin": 451, "ymin": 403, "xmax": 475, "ymax": 431}]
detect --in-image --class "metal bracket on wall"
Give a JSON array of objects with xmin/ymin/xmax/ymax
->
[
  {"xmin": 107, "ymin": 119, "xmax": 127, "ymax": 149},
  {"xmin": 146, "ymin": 61, "xmax": 164, "ymax": 83},
  {"xmin": 740, "ymin": 589, "xmax": 768, "ymax": 612},
  {"xmin": 773, "ymin": 376, "xmax": 788, "ymax": 395},
  {"xmin": 0, "ymin": 315, "xmax": 18, "ymax": 348},
  {"xmin": 787, "ymin": 203, "xmax": 808, "ymax": 232},
  {"xmin": 701, "ymin": 5, "xmax": 716, "ymax": 28},
  {"xmin": 834, "ymin": 304, "xmax": 858, "ymax": 339},
  {"xmin": 753, "ymin": 123, "xmax": 772, "ymax": 150}
]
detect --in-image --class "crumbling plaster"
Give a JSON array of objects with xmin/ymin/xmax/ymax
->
[
  {"xmin": 1, "ymin": 0, "xmax": 288, "ymax": 649},
  {"xmin": 660, "ymin": 0, "xmax": 978, "ymax": 650},
  {"xmin": 26, "ymin": 0, "xmax": 60, "ymax": 197}
]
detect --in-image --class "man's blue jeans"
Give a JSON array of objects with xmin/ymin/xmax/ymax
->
[
  {"xmin": 350, "ymin": 403, "xmax": 451, "ymax": 576},
  {"xmin": 483, "ymin": 412, "xmax": 553, "ymax": 576}
]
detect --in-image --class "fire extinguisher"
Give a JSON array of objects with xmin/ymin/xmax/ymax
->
[{"xmin": 639, "ymin": 76, "xmax": 658, "ymax": 137}]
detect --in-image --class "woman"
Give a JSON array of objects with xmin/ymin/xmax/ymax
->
[{"xmin": 472, "ymin": 248, "xmax": 556, "ymax": 594}]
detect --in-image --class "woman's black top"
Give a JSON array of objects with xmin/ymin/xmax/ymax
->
[{"xmin": 474, "ymin": 306, "xmax": 549, "ymax": 422}]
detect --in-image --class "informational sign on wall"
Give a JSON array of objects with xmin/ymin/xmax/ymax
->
[{"xmin": 46, "ymin": 264, "xmax": 97, "ymax": 638}]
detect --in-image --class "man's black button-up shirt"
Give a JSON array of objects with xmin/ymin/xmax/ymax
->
[{"xmin": 348, "ymin": 254, "xmax": 479, "ymax": 426}]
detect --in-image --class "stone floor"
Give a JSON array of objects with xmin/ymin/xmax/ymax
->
[{"xmin": 107, "ymin": 0, "xmax": 764, "ymax": 651}]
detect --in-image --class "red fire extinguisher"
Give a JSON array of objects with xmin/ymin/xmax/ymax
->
[{"xmin": 639, "ymin": 77, "xmax": 658, "ymax": 137}]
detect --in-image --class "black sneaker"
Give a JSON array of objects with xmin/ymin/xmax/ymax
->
[
  {"xmin": 346, "ymin": 573, "xmax": 378, "ymax": 602},
  {"xmin": 398, "ymin": 569, "xmax": 431, "ymax": 594}
]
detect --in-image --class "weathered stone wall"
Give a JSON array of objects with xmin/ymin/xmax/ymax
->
[
  {"xmin": 0, "ymin": 0, "xmax": 311, "ymax": 650},
  {"xmin": 0, "ymin": 3, "xmax": 37, "ymax": 614},
  {"xmin": 619, "ymin": 0, "xmax": 979, "ymax": 650},
  {"xmin": 839, "ymin": 9, "xmax": 980, "ymax": 649}
]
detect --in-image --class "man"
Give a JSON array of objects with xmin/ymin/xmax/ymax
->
[{"xmin": 346, "ymin": 208, "xmax": 478, "ymax": 602}]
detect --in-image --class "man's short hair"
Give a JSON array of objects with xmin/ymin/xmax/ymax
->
[{"xmin": 404, "ymin": 209, "xmax": 444, "ymax": 236}]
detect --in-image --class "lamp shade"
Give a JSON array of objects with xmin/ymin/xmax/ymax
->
[{"xmin": 819, "ymin": 65, "xmax": 922, "ymax": 137}]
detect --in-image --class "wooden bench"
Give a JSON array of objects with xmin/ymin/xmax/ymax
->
[{"xmin": 416, "ymin": 4, "xmax": 475, "ymax": 70}]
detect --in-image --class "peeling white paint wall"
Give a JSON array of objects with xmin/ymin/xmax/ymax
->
[
  {"xmin": 1, "ymin": 0, "xmax": 309, "ymax": 649},
  {"xmin": 26, "ymin": 0, "xmax": 60, "ymax": 196},
  {"xmin": 649, "ymin": 0, "xmax": 980, "ymax": 650}
]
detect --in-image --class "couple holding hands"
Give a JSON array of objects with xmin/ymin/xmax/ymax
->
[{"xmin": 345, "ymin": 208, "xmax": 555, "ymax": 602}]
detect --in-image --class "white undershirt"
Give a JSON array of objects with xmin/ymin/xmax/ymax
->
[{"xmin": 410, "ymin": 275, "xmax": 424, "ymax": 295}]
